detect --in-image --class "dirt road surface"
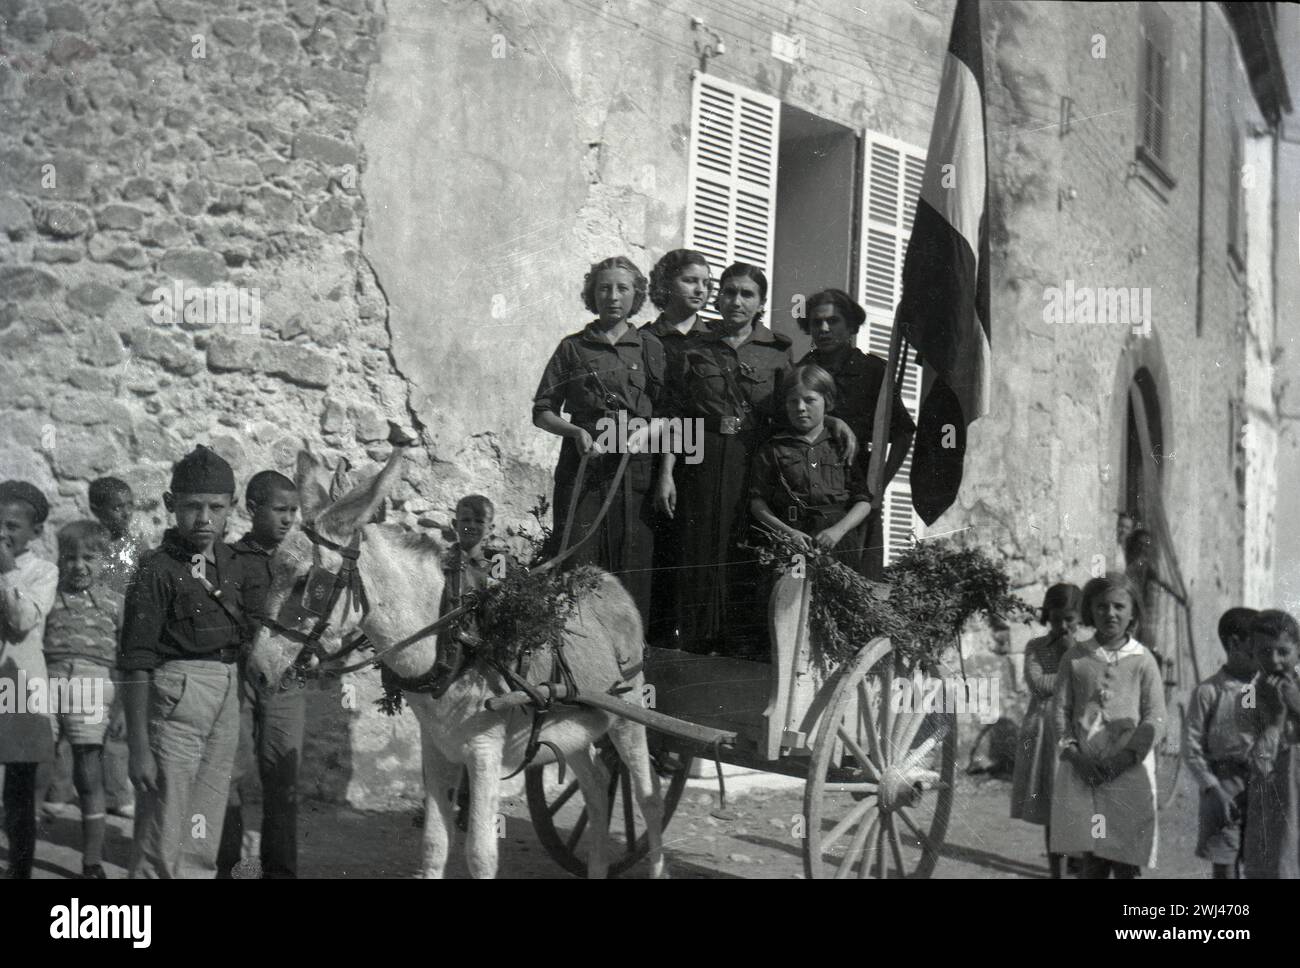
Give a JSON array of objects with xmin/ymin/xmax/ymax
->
[{"xmin": 11, "ymin": 769, "xmax": 1210, "ymax": 879}]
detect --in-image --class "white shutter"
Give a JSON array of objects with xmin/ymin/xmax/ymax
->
[
  {"xmin": 684, "ymin": 72, "xmax": 780, "ymax": 321},
  {"xmin": 859, "ymin": 132, "xmax": 926, "ymax": 564}
]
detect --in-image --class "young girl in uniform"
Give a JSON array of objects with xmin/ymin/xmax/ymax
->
[
  {"xmin": 1050, "ymin": 572, "xmax": 1166, "ymax": 878},
  {"xmin": 748, "ymin": 363, "xmax": 872, "ymax": 563},
  {"xmin": 1010, "ymin": 582, "xmax": 1081, "ymax": 879}
]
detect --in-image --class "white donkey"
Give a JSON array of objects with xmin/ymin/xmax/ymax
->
[{"xmin": 246, "ymin": 447, "xmax": 666, "ymax": 878}]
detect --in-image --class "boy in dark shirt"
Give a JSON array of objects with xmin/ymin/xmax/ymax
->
[
  {"xmin": 217, "ymin": 470, "xmax": 304, "ymax": 879},
  {"xmin": 118, "ymin": 446, "xmax": 248, "ymax": 878}
]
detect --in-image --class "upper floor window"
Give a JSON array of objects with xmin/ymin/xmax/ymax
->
[{"xmin": 1136, "ymin": 5, "xmax": 1177, "ymax": 189}]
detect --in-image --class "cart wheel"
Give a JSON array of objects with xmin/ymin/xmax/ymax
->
[
  {"xmin": 525, "ymin": 741, "xmax": 688, "ymax": 877},
  {"xmin": 1157, "ymin": 699, "xmax": 1184, "ymax": 809},
  {"xmin": 804, "ymin": 637, "xmax": 956, "ymax": 879}
]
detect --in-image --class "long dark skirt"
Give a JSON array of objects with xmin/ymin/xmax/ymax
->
[
  {"xmin": 674, "ymin": 429, "xmax": 767, "ymax": 656},
  {"xmin": 550, "ymin": 440, "xmax": 655, "ymax": 627},
  {"xmin": 647, "ymin": 458, "xmax": 683, "ymax": 648}
]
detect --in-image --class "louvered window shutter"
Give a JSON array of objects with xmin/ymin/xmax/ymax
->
[
  {"xmin": 1139, "ymin": 6, "xmax": 1172, "ymax": 163},
  {"xmin": 859, "ymin": 132, "xmax": 926, "ymax": 565},
  {"xmin": 684, "ymin": 72, "xmax": 780, "ymax": 322}
]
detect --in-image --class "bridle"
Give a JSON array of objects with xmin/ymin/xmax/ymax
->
[
  {"xmin": 258, "ymin": 448, "xmax": 634, "ymax": 689},
  {"xmin": 259, "ymin": 523, "xmax": 371, "ymax": 678}
]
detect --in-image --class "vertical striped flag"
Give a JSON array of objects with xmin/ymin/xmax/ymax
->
[{"xmin": 897, "ymin": 0, "xmax": 991, "ymax": 525}]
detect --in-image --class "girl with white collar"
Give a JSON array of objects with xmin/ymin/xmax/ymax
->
[{"xmin": 1049, "ymin": 572, "xmax": 1167, "ymax": 878}]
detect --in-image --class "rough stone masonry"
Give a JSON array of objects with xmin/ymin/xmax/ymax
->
[{"xmin": 0, "ymin": 0, "xmax": 449, "ymax": 808}]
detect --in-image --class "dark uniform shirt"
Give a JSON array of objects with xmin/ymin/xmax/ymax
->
[
  {"xmin": 532, "ymin": 322, "xmax": 667, "ymax": 432},
  {"xmin": 669, "ymin": 324, "xmax": 793, "ymax": 432},
  {"xmin": 230, "ymin": 532, "xmax": 276, "ymax": 624},
  {"xmin": 117, "ymin": 530, "xmax": 249, "ymax": 672},
  {"xmin": 641, "ymin": 314, "xmax": 712, "ymax": 392},
  {"xmin": 749, "ymin": 428, "xmax": 871, "ymax": 523},
  {"xmin": 43, "ymin": 587, "xmax": 124, "ymax": 667},
  {"xmin": 796, "ymin": 346, "xmax": 915, "ymax": 449}
]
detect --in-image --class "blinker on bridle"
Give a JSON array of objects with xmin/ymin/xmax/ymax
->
[{"xmin": 259, "ymin": 523, "xmax": 370, "ymax": 683}]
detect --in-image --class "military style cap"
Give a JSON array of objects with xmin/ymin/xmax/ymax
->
[{"xmin": 170, "ymin": 445, "xmax": 236, "ymax": 495}]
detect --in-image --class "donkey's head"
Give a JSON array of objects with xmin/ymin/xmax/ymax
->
[{"xmin": 248, "ymin": 446, "xmax": 444, "ymax": 693}]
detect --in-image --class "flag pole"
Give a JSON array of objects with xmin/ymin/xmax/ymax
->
[{"xmin": 866, "ymin": 307, "xmax": 905, "ymax": 508}]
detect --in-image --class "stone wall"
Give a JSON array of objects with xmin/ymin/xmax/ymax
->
[{"xmin": 0, "ymin": 0, "xmax": 432, "ymax": 808}]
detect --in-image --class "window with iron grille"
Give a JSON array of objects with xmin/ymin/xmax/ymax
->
[{"xmin": 1136, "ymin": 5, "xmax": 1176, "ymax": 189}]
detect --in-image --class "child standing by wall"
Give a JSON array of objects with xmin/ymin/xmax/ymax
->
[
  {"xmin": 0, "ymin": 480, "xmax": 58, "ymax": 879},
  {"xmin": 118, "ymin": 446, "xmax": 248, "ymax": 878},
  {"xmin": 217, "ymin": 470, "xmax": 303, "ymax": 880},
  {"xmin": 42, "ymin": 520, "xmax": 124, "ymax": 879},
  {"xmin": 1050, "ymin": 572, "xmax": 1165, "ymax": 878},
  {"xmin": 1184, "ymin": 607, "xmax": 1258, "ymax": 878},
  {"xmin": 1010, "ymin": 582, "xmax": 1081, "ymax": 879},
  {"xmin": 1243, "ymin": 609, "xmax": 1300, "ymax": 879},
  {"xmin": 88, "ymin": 476, "xmax": 146, "ymax": 822}
]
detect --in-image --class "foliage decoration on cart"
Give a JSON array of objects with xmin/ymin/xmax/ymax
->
[
  {"xmin": 377, "ymin": 498, "xmax": 602, "ymax": 715},
  {"xmin": 755, "ymin": 530, "xmax": 1034, "ymax": 673}
]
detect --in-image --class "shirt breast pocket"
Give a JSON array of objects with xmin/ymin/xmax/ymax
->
[
  {"xmin": 686, "ymin": 358, "xmax": 725, "ymax": 407},
  {"xmin": 171, "ymin": 591, "xmax": 232, "ymax": 651}
]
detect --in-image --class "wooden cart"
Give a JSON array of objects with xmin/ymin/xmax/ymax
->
[{"xmin": 520, "ymin": 571, "xmax": 959, "ymax": 879}]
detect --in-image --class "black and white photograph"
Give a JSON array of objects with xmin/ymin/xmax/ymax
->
[{"xmin": 0, "ymin": 0, "xmax": 1297, "ymax": 913}]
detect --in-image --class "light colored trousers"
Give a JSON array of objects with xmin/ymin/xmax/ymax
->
[{"xmin": 130, "ymin": 659, "xmax": 241, "ymax": 879}]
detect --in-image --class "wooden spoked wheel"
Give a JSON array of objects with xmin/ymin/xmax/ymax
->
[
  {"xmin": 804, "ymin": 637, "xmax": 957, "ymax": 879},
  {"xmin": 526, "ymin": 740, "xmax": 689, "ymax": 877},
  {"xmin": 1157, "ymin": 697, "xmax": 1185, "ymax": 809}
]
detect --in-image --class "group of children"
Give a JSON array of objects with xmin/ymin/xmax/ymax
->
[
  {"xmin": 1010, "ymin": 572, "xmax": 1300, "ymax": 879},
  {"xmin": 0, "ymin": 450, "xmax": 307, "ymax": 878},
  {"xmin": 0, "ymin": 446, "xmax": 505, "ymax": 879}
]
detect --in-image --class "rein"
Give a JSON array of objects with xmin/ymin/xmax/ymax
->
[{"xmin": 271, "ymin": 449, "xmax": 631, "ymax": 684}]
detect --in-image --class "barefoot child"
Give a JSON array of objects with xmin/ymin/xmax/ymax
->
[
  {"xmin": 1050, "ymin": 572, "xmax": 1165, "ymax": 878},
  {"xmin": 749, "ymin": 363, "xmax": 873, "ymax": 569},
  {"xmin": 1243, "ymin": 609, "xmax": 1300, "ymax": 879},
  {"xmin": 1184, "ymin": 607, "xmax": 1258, "ymax": 878},
  {"xmin": 1010, "ymin": 582, "xmax": 1081, "ymax": 878},
  {"xmin": 42, "ymin": 521, "xmax": 124, "ymax": 878},
  {"xmin": 0, "ymin": 480, "xmax": 58, "ymax": 879}
]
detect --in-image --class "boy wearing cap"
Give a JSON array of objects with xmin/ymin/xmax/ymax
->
[
  {"xmin": 217, "ymin": 470, "xmax": 304, "ymax": 879},
  {"xmin": 0, "ymin": 480, "xmax": 59, "ymax": 879},
  {"xmin": 118, "ymin": 446, "xmax": 250, "ymax": 878}
]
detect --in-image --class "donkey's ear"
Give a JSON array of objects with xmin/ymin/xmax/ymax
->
[
  {"xmin": 328, "ymin": 458, "xmax": 353, "ymax": 502},
  {"xmin": 296, "ymin": 449, "xmax": 331, "ymax": 521},
  {"xmin": 315, "ymin": 447, "xmax": 408, "ymax": 540}
]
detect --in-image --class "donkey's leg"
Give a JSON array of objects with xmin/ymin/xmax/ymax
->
[
  {"xmin": 419, "ymin": 731, "xmax": 457, "ymax": 879},
  {"xmin": 565, "ymin": 742, "xmax": 611, "ymax": 879},
  {"xmin": 464, "ymin": 738, "xmax": 504, "ymax": 879},
  {"xmin": 608, "ymin": 718, "xmax": 668, "ymax": 879}
]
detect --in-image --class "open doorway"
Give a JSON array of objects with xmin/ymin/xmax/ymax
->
[{"xmin": 768, "ymin": 104, "xmax": 859, "ymax": 357}]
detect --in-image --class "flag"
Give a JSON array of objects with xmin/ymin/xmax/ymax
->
[{"xmin": 898, "ymin": 0, "xmax": 991, "ymax": 525}]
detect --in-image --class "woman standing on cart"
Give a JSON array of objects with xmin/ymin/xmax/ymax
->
[
  {"xmin": 656, "ymin": 264, "xmax": 857, "ymax": 657},
  {"xmin": 796, "ymin": 288, "xmax": 914, "ymax": 579},
  {"xmin": 641, "ymin": 250, "xmax": 714, "ymax": 649},
  {"xmin": 533, "ymin": 255, "xmax": 666, "ymax": 625}
]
